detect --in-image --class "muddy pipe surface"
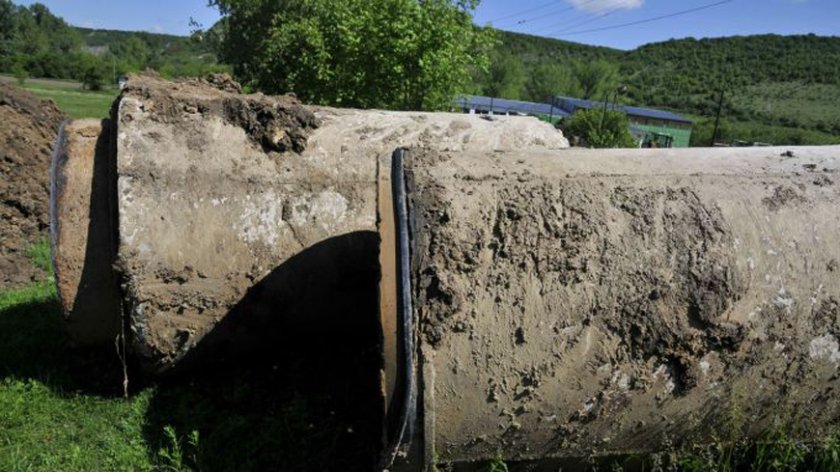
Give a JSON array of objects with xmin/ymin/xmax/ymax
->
[
  {"xmin": 107, "ymin": 75, "xmax": 567, "ymax": 373},
  {"xmin": 398, "ymin": 146, "xmax": 840, "ymax": 469}
]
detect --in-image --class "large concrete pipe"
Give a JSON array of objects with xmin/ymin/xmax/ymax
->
[
  {"xmin": 50, "ymin": 75, "xmax": 840, "ymax": 470},
  {"xmin": 394, "ymin": 146, "xmax": 840, "ymax": 470},
  {"xmin": 51, "ymin": 74, "xmax": 568, "ymax": 370}
]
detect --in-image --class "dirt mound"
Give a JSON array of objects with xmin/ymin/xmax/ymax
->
[
  {"xmin": 120, "ymin": 73, "xmax": 319, "ymax": 153},
  {"xmin": 0, "ymin": 82, "xmax": 65, "ymax": 289}
]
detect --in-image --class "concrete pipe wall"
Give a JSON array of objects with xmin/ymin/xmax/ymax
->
[
  {"xmin": 50, "ymin": 76, "xmax": 840, "ymax": 470},
  {"xmin": 397, "ymin": 146, "xmax": 840, "ymax": 470}
]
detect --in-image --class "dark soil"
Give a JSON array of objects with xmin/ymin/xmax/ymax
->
[{"xmin": 0, "ymin": 82, "xmax": 65, "ymax": 289}]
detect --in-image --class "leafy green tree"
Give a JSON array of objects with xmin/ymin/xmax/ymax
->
[
  {"xmin": 481, "ymin": 51, "xmax": 526, "ymax": 99},
  {"xmin": 524, "ymin": 62, "xmax": 579, "ymax": 103},
  {"xmin": 12, "ymin": 59, "xmax": 27, "ymax": 85},
  {"xmin": 210, "ymin": 0, "xmax": 493, "ymax": 111},
  {"xmin": 574, "ymin": 60, "xmax": 618, "ymax": 100},
  {"xmin": 79, "ymin": 54, "xmax": 106, "ymax": 90},
  {"xmin": 563, "ymin": 108, "xmax": 637, "ymax": 148},
  {"xmin": 112, "ymin": 36, "xmax": 152, "ymax": 71}
]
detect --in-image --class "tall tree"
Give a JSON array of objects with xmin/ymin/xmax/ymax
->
[
  {"xmin": 524, "ymin": 62, "xmax": 579, "ymax": 103},
  {"xmin": 481, "ymin": 51, "xmax": 526, "ymax": 99},
  {"xmin": 574, "ymin": 59, "xmax": 617, "ymax": 100},
  {"xmin": 210, "ymin": 0, "xmax": 493, "ymax": 111}
]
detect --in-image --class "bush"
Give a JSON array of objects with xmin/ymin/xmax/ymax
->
[
  {"xmin": 563, "ymin": 108, "xmax": 637, "ymax": 148},
  {"xmin": 79, "ymin": 54, "xmax": 107, "ymax": 90},
  {"xmin": 12, "ymin": 62, "xmax": 27, "ymax": 85}
]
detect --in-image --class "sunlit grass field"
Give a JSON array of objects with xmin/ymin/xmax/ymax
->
[{"xmin": 20, "ymin": 81, "xmax": 115, "ymax": 119}]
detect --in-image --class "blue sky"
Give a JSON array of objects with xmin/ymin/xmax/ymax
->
[
  {"xmin": 475, "ymin": 0, "xmax": 840, "ymax": 49},
  {"xmin": 14, "ymin": 0, "xmax": 840, "ymax": 50},
  {"xmin": 14, "ymin": 0, "xmax": 222, "ymax": 36}
]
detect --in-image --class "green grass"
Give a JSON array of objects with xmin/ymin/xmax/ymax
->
[
  {"xmin": 688, "ymin": 113, "xmax": 840, "ymax": 147},
  {"xmin": 26, "ymin": 239, "xmax": 52, "ymax": 273},
  {"xmin": 729, "ymin": 82, "xmax": 840, "ymax": 133},
  {"xmin": 0, "ymin": 243, "xmax": 376, "ymax": 471},
  {"xmin": 0, "ymin": 246, "xmax": 157, "ymax": 471},
  {"xmin": 20, "ymin": 82, "xmax": 116, "ymax": 119}
]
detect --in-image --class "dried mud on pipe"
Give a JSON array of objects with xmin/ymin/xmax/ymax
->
[
  {"xmin": 405, "ymin": 147, "xmax": 840, "ymax": 464},
  {"xmin": 119, "ymin": 73, "xmax": 319, "ymax": 153}
]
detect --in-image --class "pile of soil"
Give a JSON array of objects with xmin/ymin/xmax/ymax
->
[{"xmin": 0, "ymin": 82, "xmax": 65, "ymax": 289}]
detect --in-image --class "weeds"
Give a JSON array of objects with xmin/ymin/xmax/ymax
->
[
  {"xmin": 158, "ymin": 426, "xmax": 201, "ymax": 472},
  {"xmin": 487, "ymin": 453, "xmax": 509, "ymax": 472},
  {"xmin": 27, "ymin": 239, "xmax": 52, "ymax": 273}
]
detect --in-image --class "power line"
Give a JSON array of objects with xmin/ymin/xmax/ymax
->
[
  {"xmin": 497, "ymin": 0, "xmax": 596, "ymax": 28},
  {"xmin": 555, "ymin": 0, "xmax": 735, "ymax": 37},
  {"xmin": 546, "ymin": 8, "xmax": 620, "ymax": 35},
  {"xmin": 484, "ymin": 0, "xmax": 564, "ymax": 24},
  {"xmin": 527, "ymin": 8, "xmax": 596, "ymax": 34}
]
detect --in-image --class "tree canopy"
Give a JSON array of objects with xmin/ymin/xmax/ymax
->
[{"xmin": 210, "ymin": 0, "xmax": 493, "ymax": 111}]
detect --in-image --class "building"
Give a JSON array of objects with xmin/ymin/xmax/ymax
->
[
  {"xmin": 456, "ymin": 94, "xmax": 694, "ymax": 148},
  {"xmin": 552, "ymin": 96, "xmax": 693, "ymax": 148},
  {"xmin": 455, "ymin": 95, "xmax": 569, "ymax": 125}
]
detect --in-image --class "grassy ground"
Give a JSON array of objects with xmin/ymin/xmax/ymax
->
[
  {"xmin": 0, "ymin": 275, "xmax": 154, "ymax": 470},
  {"xmin": 729, "ymin": 82, "xmax": 840, "ymax": 133},
  {"xmin": 18, "ymin": 81, "xmax": 116, "ymax": 119},
  {"xmin": 0, "ymin": 242, "xmax": 376, "ymax": 472}
]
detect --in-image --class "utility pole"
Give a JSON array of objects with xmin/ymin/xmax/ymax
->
[
  {"xmin": 711, "ymin": 87, "xmax": 725, "ymax": 147},
  {"xmin": 598, "ymin": 90, "xmax": 610, "ymax": 133},
  {"xmin": 599, "ymin": 86, "xmax": 628, "ymax": 134}
]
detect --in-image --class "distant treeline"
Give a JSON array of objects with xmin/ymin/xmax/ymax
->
[
  {"xmin": 475, "ymin": 30, "xmax": 840, "ymax": 145},
  {"xmin": 0, "ymin": 1, "xmax": 227, "ymax": 88},
  {"xmin": 2, "ymin": 1, "xmax": 838, "ymax": 145}
]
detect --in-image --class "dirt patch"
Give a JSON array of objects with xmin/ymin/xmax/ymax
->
[
  {"xmin": 0, "ymin": 82, "xmax": 65, "ymax": 289},
  {"xmin": 813, "ymin": 175, "xmax": 834, "ymax": 187},
  {"xmin": 762, "ymin": 184, "xmax": 806, "ymax": 210}
]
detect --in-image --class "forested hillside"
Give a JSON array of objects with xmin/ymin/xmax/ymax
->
[
  {"xmin": 0, "ymin": 1, "xmax": 226, "ymax": 88},
  {"xmin": 481, "ymin": 30, "xmax": 840, "ymax": 145},
  {"xmin": 623, "ymin": 35, "xmax": 840, "ymax": 125}
]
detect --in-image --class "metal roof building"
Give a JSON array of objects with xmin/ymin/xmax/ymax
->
[
  {"xmin": 552, "ymin": 96, "xmax": 692, "ymax": 124},
  {"xmin": 455, "ymin": 95, "xmax": 569, "ymax": 123},
  {"xmin": 455, "ymin": 94, "xmax": 694, "ymax": 148}
]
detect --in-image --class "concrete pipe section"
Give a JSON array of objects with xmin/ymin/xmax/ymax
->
[
  {"xmin": 50, "ymin": 75, "xmax": 840, "ymax": 470},
  {"xmin": 396, "ymin": 146, "xmax": 840, "ymax": 470}
]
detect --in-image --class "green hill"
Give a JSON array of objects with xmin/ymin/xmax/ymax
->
[
  {"xmin": 72, "ymin": 26, "xmax": 226, "ymax": 78},
  {"xmin": 0, "ymin": 0, "xmax": 226, "ymax": 86},
  {"xmin": 494, "ymin": 30, "xmax": 623, "ymax": 65},
  {"xmin": 487, "ymin": 30, "xmax": 840, "ymax": 145}
]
